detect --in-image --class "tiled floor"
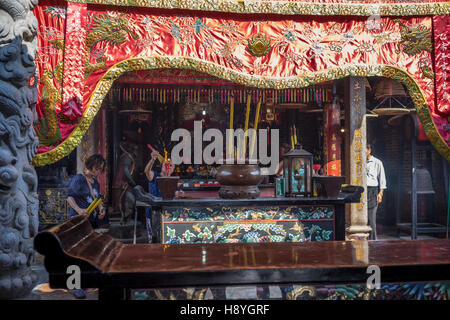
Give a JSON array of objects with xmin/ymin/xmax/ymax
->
[
  {"xmin": 376, "ymin": 225, "xmax": 443, "ymax": 240},
  {"xmin": 29, "ymin": 254, "xmax": 99, "ymax": 300}
]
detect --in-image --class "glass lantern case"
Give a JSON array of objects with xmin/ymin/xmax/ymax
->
[{"xmin": 283, "ymin": 145, "xmax": 313, "ymax": 197}]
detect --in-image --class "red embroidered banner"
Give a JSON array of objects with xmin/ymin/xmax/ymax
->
[
  {"xmin": 34, "ymin": 5, "xmax": 67, "ymax": 153},
  {"xmin": 33, "ymin": 5, "xmax": 450, "ymax": 164},
  {"xmin": 115, "ymin": 69, "xmax": 234, "ymax": 85},
  {"xmin": 433, "ymin": 15, "xmax": 450, "ymax": 116},
  {"xmin": 61, "ymin": 2, "xmax": 87, "ymax": 111}
]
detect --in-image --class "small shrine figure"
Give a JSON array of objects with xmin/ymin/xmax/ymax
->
[{"xmin": 112, "ymin": 141, "xmax": 140, "ymax": 225}]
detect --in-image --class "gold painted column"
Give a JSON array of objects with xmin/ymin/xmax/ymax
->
[{"xmin": 345, "ymin": 77, "xmax": 371, "ymax": 240}]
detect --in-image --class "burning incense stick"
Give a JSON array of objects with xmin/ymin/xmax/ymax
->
[
  {"xmin": 86, "ymin": 198, "xmax": 98, "ymax": 213},
  {"xmin": 293, "ymin": 124, "xmax": 298, "ymax": 145},
  {"xmin": 290, "ymin": 126, "xmax": 295, "ymax": 149},
  {"xmin": 87, "ymin": 197, "xmax": 102, "ymax": 215},
  {"xmin": 250, "ymin": 98, "xmax": 262, "ymax": 159},
  {"xmin": 228, "ymin": 96, "xmax": 234, "ymax": 157},
  {"xmin": 147, "ymin": 144, "xmax": 165, "ymax": 163},
  {"xmin": 162, "ymin": 148, "xmax": 172, "ymax": 175},
  {"xmin": 244, "ymin": 93, "xmax": 251, "ymax": 156}
]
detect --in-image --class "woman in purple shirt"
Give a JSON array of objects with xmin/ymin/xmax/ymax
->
[
  {"xmin": 66, "ymin": 154, "xmax": 107, "ymax": 299},
  {"xmin": 67, "ymin": 154, "xmax": 107, "ymax": 228}
]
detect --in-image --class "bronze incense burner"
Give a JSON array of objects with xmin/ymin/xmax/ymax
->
[{"xmin": 216, "ymin": 162, "xmax": 264, "ymax": 199}]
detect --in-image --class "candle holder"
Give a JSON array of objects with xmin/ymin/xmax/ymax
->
[
  {"xmin": 313, "ymin": 176, "xmax": 345, "ymax": 198},
  {"xmin": 156, "ymin": 176, "xmax": 180, "ymax": 200}
]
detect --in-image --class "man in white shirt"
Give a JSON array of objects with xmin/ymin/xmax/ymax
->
[{"xmin": 366, "ymin": 144, "xmax": 387, "ymax": 240}]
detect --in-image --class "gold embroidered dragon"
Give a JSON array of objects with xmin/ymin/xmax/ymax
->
[{"xmin": 39, "ymin": 13, "xmax": 137, "ymax": 141}]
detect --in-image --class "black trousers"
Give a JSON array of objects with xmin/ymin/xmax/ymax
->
[
  {"xmin": 367, "ymin": 186, "xmax": 379, "ymax": 240},
  {"xmin": 88, "ymin": 211, "xmax": 109, "ymax": 229}
]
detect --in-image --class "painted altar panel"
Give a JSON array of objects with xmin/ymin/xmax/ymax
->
[
  {"xmin": 38, "ymin": 187, "xmax": 69, "ymax": 227},
  {"xmin": 32, "ymin": 4, "xmax": 450, "ymax": 166},
  {"xmin": 162, "ymin": 206, "xmax": 335, "ymax": 243},
  {"xmin": 131, "ymin": 281, "xmax": 450, "ymax": 300}
]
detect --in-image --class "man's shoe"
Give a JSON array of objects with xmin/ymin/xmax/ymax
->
[
  {"xmin": 72, "ymin": 289, "xmax": 86, "ymax": 299},
  {"xmin": 95, "ymin": 228, "xmax": 109, "ymax": 233}
]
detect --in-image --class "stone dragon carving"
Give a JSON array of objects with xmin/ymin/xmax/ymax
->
[{"xmin": 0, "ymin": 0, "xmax": 40, "ymax": 299}]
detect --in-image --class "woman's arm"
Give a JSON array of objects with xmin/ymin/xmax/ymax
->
[
  {"xmin": 145, "ymin": 160, "xmax": 156, "ymax": 181},
  {"xmin": 97, "ymin": 201, "xmax": 106, "ymax": 219},
  {"xmin": 67, "ymin": 175, "xmax": 88, "ymax": 215},
  {"xmin": 275, "ymin": 160, "xmax": 283, "ymax": 177},
  {"xmin": 67, "ymin": 196, "xmax": 88, "ymax": 215},
  {"xmin": 93, "ymin": 179, "xmax": 106, "ymax": 219},
  {"xmin": 145, "ymin": 151, "xmax": 159, "ymax": 181}
]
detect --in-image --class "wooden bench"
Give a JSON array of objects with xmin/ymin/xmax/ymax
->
[{"xmin": 34, "ymin": 215, "xmax": 450, "ymax": 300}]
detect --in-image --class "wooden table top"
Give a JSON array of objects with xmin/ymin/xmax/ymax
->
[
  {"xmin": 136, "ymin": 195, "xmax": 355, "ymax": 207},
  {"xmin": 109, "ymin": 240, "xmax": 450, "ymax": 273},
  {"xmin": 35, "ymin": 216, "xmax": 450, "ymax": 288}
]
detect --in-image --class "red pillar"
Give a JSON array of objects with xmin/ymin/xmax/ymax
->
[{"xmin": 323, "ymin": 101, "xmax": 342, "ymax": 176}]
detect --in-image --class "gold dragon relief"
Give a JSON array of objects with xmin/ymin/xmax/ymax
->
[
  {"xmin": 394, "ymin": 19, "xmax": 434, "ymax": 79},
  {"xmin": 286, "ymin": 286, "xmax": 317, "ymax": 300},
  {"xmin": 37, "ymin": 39, "xmax": 65, "ymax": 142},
  {"xmin": 85, "ymin": 12, "xmax": 139, "ymax": 76}
]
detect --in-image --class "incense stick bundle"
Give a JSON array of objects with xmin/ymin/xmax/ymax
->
[
  {"xmin": 244, "ymin": 93, "xmax": 251, "ymax": 156},
  {"xmin": 86, "ymin": 198, "xmax": 98, "ymax": 213},
  {"xmin": 293, "ymin": 124, "xmax": 298, "ymax": 145},
  {"xmin": 87, "ymin": 198, "xmax": 102, "ymax": 215},
  {"xmin": 147, "ymin": 144, "xmax": 165, "ymax": 163},
  {"xmin": 228, "ymin": 97, "xmax": 234, "ymax": 157},
  {"xmin": 290, "ymin": 126, "xmax": 295, "ymax": 149},
  {"xmin": 250, "ymin": 98, "xmax": 262, "ymax": 159}
]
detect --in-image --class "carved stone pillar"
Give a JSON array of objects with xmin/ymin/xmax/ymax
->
[
  {"xmin": 345, "ymin": 77, "xmax": 371, "ymax": 240},
  {"xmin": 0, "ymin": 0, "xmax": 40, "ymax": 299}
]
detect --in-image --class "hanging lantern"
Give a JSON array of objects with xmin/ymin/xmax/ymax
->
[
  {"xmin": 119, "ymin": 105, "xmax": 152, "ymax": 124},
  {"xmin": 372, "ymin": 78, "xmax": 411, "ymax": 114},
  {"xmin": 283, "ymin": 144, "xmax": 314, "ymax": 197},
  {"xmin": 265, "ymin": 105, "xmax": 275, "ymax": 121}
]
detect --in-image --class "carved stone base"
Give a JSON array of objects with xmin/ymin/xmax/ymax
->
[
  {"xmin": 219, "ymin": 185, "xmax": 261, "ymax": 199},
  {"xmin": 346, "ymin": 225, "xmax": 372, "ymax": 240},
  {"xmin": 0, "ymin": 269, "xmax": 39, "ymax": 300},
  {"xmin": 0, "ymin": 0, "xmax": 39, "ymax": 299}
]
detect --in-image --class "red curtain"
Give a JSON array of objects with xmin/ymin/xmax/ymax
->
[
  {"xmin": 34, "ymin": 5, "xmax": 67, "ymax": 154},
  {"xmin": 34, "ymin": 5, "xmax": 449, "ymax": 161},
  {"xmin": 433, "ymin": 15, "xmax": 450, "ymax": 116}
]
